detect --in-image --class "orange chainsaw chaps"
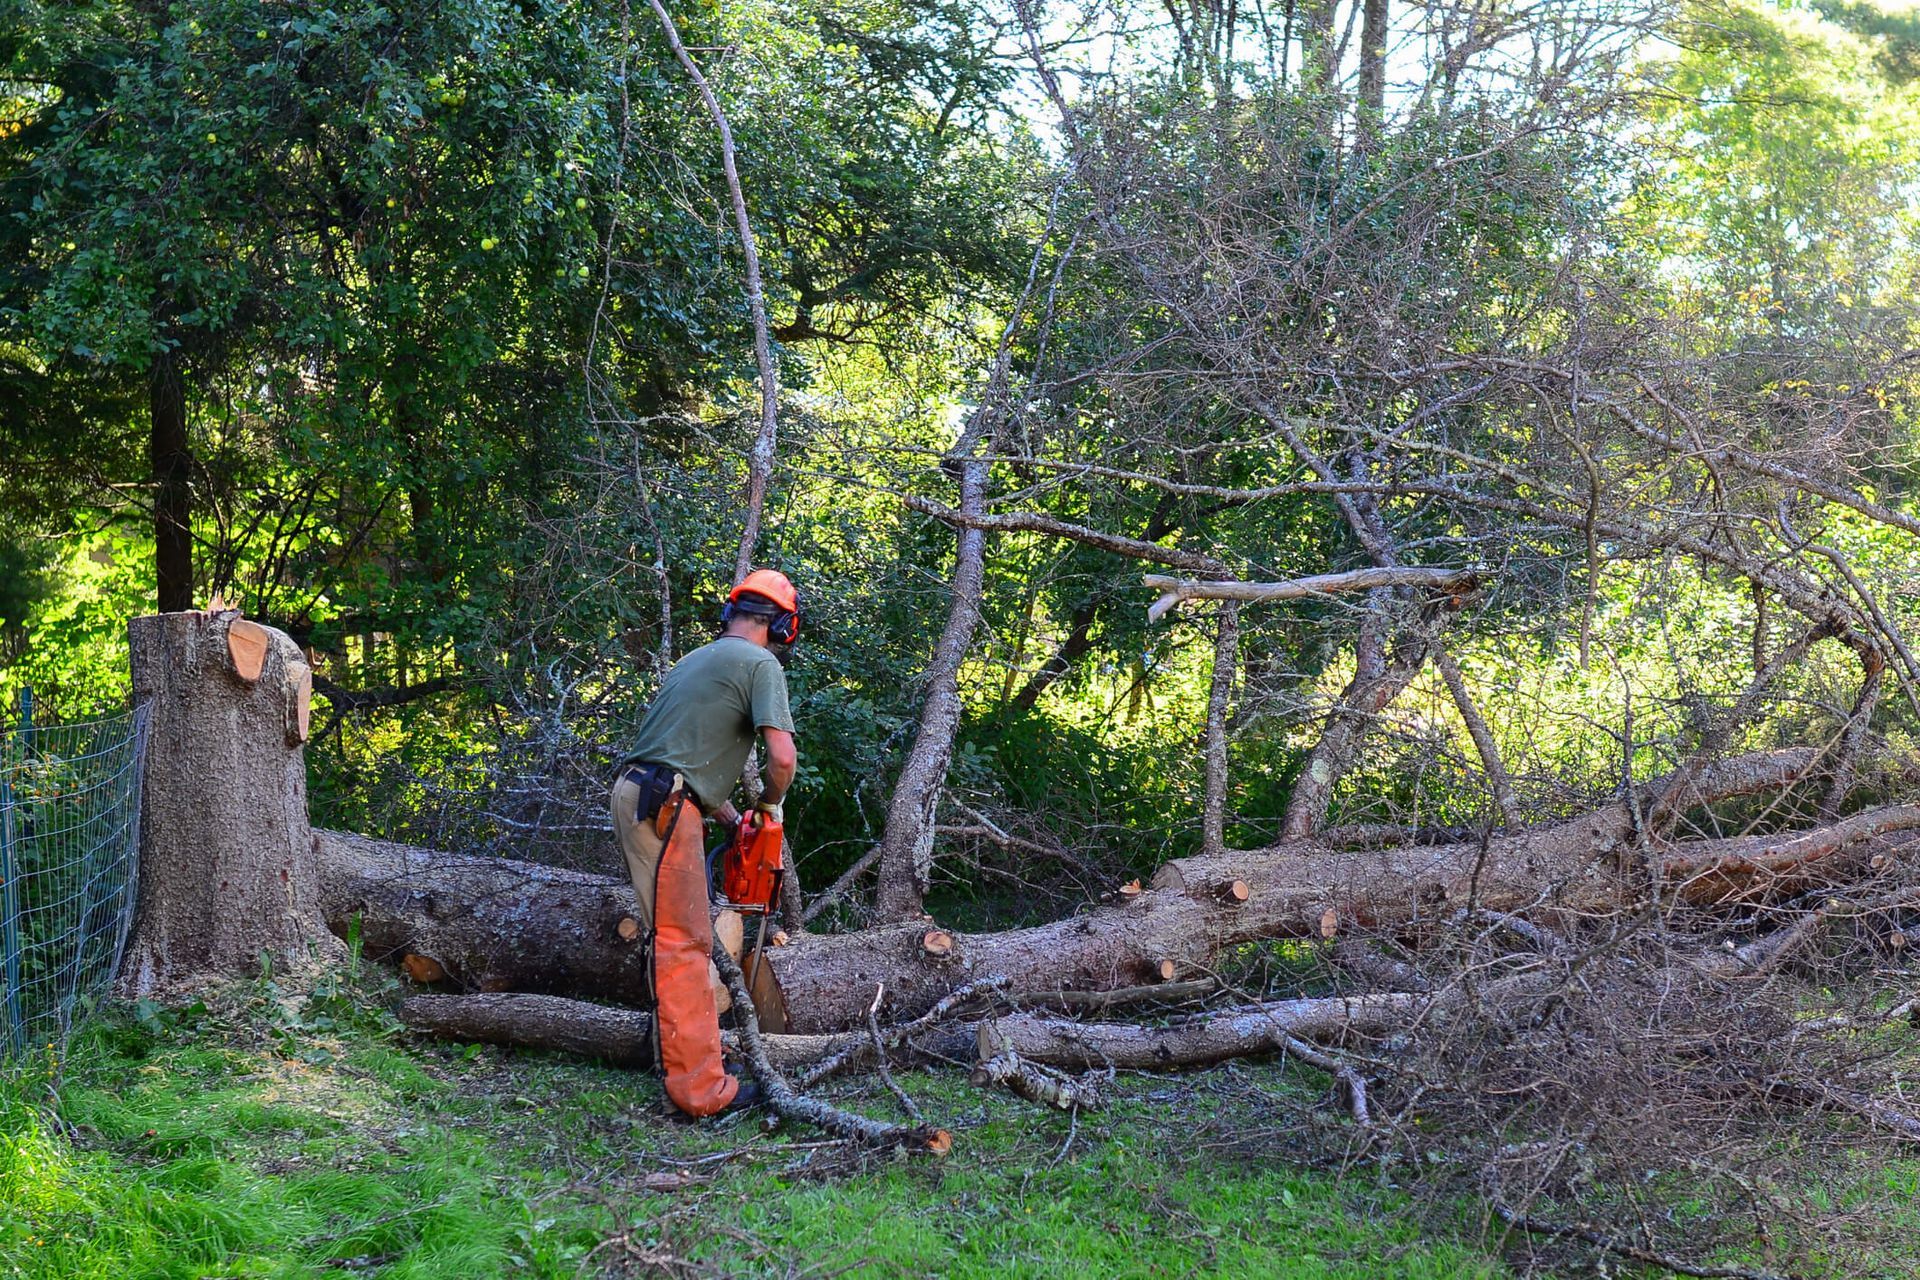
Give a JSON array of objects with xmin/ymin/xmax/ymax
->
[
  {"xmin": 652, "ymin": 794, "xmax": 737, "ymax": 1117},
  {"xmin": 721, "ymin": 813, "xmax": 784, "ymax": 914}
]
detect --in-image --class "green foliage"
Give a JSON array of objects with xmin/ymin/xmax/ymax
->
[
  {"xmin": 0, "ymin": 0, "xmax": 1029, "ymax": 869},
  {"xmin": 4, "ymin": 0, "xmax": 1920, "ymax": 897}
]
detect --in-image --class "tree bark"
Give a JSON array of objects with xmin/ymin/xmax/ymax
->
[
  {"xmin": 873, "ymin": 433, "xmax": 991, "ymax": 921},
  {"xmin": 316, "ymin": 830, "xmax": 653, "ymax": 1004},
  {"xmin": 121, "ymin": 611, "xmax": 335, "ymax": 995},
  {"xmin": 150, "ymin": 351, "xmax": 193, "ymax": 613},
  {"xmin": 393, "ymin": 987, "xmax": 1416, "ymax": 1072},
  {"xmin": 398, "ymin": 982, "xmax": 1574, "ymax": 1078},
  {"xmin": 1357, "ymin": 0, "xmax": 1389, "ymax": 147},
  {"xmin": 395, "ymin": 991, "xmax": 916, "ymax": 1068},
  {"xmin": 1203, "ymin": 601, "xmax": 1239, "ymax": 855}
]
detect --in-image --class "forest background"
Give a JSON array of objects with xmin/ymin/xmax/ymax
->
[{"xmin": 5, "ymin": 0, "xmax": 1920, "ymax": 911}]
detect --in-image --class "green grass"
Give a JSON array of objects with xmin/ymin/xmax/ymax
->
[{"xmin": 0, "ymin": 976, "xmax": 1509, "ymax": 1279}]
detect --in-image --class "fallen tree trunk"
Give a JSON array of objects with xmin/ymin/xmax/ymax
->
[
  {"xmin": 397, "ymin": 991, "xmax": 925, "ymax": 1068},
  {"xmin": 395, "ymin": 987, "xmax": 1424, "ymax": 1071},
  {"xmin": 318, "ymin": 831, "xmax": 651, "ymax": 1005},
  {"xmin": 972, "ymin": 994, "xmax": 1425, "ymax": 1069},
  {"xmin": 316, "ymin": 748, "xmax": 1917, "ymax": 1034}
]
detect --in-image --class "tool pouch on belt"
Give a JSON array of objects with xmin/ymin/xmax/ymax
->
[{"xmin": 626, "ymin": 760, "xmax": 681, "ymax": 827}]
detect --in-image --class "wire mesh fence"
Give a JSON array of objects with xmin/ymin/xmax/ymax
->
[{"xmin": 0, "ymin": 695, "xmax": 149, "ymax": 1059}]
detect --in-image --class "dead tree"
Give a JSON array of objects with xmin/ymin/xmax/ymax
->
[{"xmin": 317, "ymin": 740, "xmax": 1920, "ymax": 1036}]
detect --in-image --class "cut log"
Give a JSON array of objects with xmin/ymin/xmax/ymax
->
[
  {"xmin": 394, "ymin": 992, "xmax": 931, "ymax": 1068},
  {"xmin": 408, "ymin": 995, "xmax": 842, "ymax": 1065},
  {"xmin": 319, "ymin": 830, "xmax": 652, "ymax": 1005},
  {"xmin": 402, "ymin": 954, "xmax": 447, "ymax": 984},
  {"xmin": 396, "ymin": 987, "xmax": 1435, "ymax": 1074},
  {"xmin": 1660, "ymin": 806, "xmax": 1920, "ymax": 904},
  {"xmin": 403, "ymin": 993, "xmax": 654, "ymax": 1066},
  {"xmin": 714, "ymin": 909, "xmax": 744, "ymax": 963},
  {"xmin": 1212, "ymin": 879, "xmax": 1251, "ymax": 904}
]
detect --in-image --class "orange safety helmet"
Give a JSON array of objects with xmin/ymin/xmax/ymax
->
[{"xmin": 725, "ymin": 569, "xmax": 801, "ymax": 644}]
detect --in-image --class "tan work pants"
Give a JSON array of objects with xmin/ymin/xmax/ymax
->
[{"xmin": 610, "ymin": 773, "xmax": 738, "ymax": 1117}]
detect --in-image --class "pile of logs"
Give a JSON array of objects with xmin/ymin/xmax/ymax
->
[{"xmin": 319, "ymin": 747, "xmax": 1920, "ymax": 1120}]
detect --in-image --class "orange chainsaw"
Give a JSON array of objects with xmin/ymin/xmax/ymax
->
[{"xmin": 717, "ymin": 809, "xmax": 784, "ymax": 915}]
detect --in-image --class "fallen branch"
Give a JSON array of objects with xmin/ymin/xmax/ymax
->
[
  {"xmin": 864, "ymin": 984, "xmax": 923, "ymax": 1124},
  {"xmin": 972, "ymin": 1022, "xmax": 1107, "ymax": 1111},
  {"xmin": 974, "ymin": 993, "xmax": 1427, "ymax": 1070},
  {"xmin": 908, "ymin": 498, "xmax": 1229, "ymax": 574},
  {"xmin": 796, "ymin": 975, "xmax": 1009, "ymax": 1089}
]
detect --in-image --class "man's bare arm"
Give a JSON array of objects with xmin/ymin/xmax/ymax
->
[{"xmin": 760, "ymin": 727, "xmax": 796, "ymax": 805}]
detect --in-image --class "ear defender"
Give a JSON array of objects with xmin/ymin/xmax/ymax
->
[
  {"xmin": 769, "ymin": 603, "xmax": 800, "ymax": 646},
  {"xmin": 720, "ymin": 599, "xmax": 800, "ymax": 644}
]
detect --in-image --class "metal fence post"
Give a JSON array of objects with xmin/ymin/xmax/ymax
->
[{"xmin": 0, "ymin": 698, "xmax": 23, "ymax": 1056}]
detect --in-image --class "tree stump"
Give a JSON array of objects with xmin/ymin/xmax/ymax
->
[{"xmin": 120, "ymin": 610, "xmax": 339, "ymax": 995}]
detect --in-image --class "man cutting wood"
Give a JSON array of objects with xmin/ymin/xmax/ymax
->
[{"xmin": 609, "ymin": 569, "xmax": 799, "ymax": 1117}]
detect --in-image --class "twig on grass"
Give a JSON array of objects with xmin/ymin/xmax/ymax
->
[{"xmin": 864, "ymin": 984, "xmax": 923, "ymax": 1124}]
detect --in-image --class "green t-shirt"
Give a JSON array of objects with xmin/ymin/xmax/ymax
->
[{"xmin": 623, "ymin": 636, "xmax": 795, "ymax": 811}]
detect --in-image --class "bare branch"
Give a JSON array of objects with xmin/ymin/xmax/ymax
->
[{"xmin": 644, "ymin": 0, "xmax": 779, "ymax": 580}]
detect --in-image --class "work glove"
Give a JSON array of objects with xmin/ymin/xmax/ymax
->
[{"xmin": 753, "ymin": 798, "xmax": 784, "ymax": 825}]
